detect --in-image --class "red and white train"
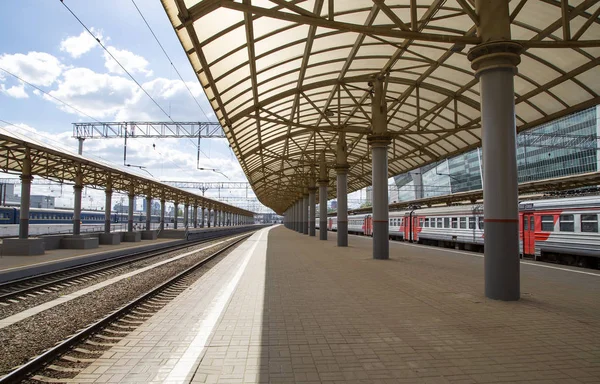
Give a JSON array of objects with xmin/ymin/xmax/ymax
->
[{"xmin": 316, "ymin": 195, "xmax": 600, "ymax": 269}]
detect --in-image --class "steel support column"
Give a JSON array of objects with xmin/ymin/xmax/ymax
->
[
  {"xmin": 318, "ymin": 152, "xmax": 328, "ymax": 240},
  {"xmin": 201, "ymin": 206, "xmax": 205, "ymax": 228},
  {"xmin": 303, "ymin": 192, "xmax": 309, "ymax": 235},
  {"xmin": 73, "ymin": 172, "xmax": 83, "ymax": 236},
  {"xmin": 369, "ymin": 75, "xmax": 392, "ymax": 260},
  {"xmin": 146, "ymin": 193, "xmax": 152, "ymax": 231},
  {"xmin": 128, "ymin": 192, "xmax": 134, "ymax": 232},
  {"xmin": 309, "ymin": 187, "xmax": 316, "ymax": 236},
  {"xmin": 104, "ymin": 187, "xmax": 112, "ymax": 233},
  {"xmin": 336, "ymin": 135, "xmax": 348, "ymax": 247},
  {"xmin": 193, "ymin": 205, "xmax": 198, "ymax": 228},
  {"xmin": 174, "ymin": 202, "xmax": 179, "ymax": 230},
  {"xmin": 183, "ymin": 203, "xmax": 189, "ymax": 228},
  {"xmin": 160, "ymin": 198, "xmax": 165, "ymax": 230},
  {"xmin": 469, "ymin": 0, "xmax": 522, "ymax": 301}
]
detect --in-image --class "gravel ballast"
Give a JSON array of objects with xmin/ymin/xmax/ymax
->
[
  {"xmin": 0, "ymin": 235, "xmax": 248, "ymax": 377},
  {"xmin": 0, "ymin": 237, "xmax": 238, "ymax": 320}
]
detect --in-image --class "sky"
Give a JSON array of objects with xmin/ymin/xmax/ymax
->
[{"xmin": 0, "ymin": 1, "xmax": 369, "ymax": 214}]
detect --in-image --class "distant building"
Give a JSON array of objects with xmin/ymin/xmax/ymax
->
[
  {"xmin": 31, "ymin": 195, "xmax": 55, "ymax": 208},
  {"xmin": 330, "ymin": 200, "xmax": 337, "ymax": 210},
  {"xmin": 392, "ymin": 106, "xmax": 600, "ymax": 200}
]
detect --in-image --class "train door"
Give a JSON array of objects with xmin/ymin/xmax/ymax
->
[
  {"xmin": 364, "ymin": 215, "xmax": 372, "ymax": 236},
  {"xmin": 522, "ymin": 213, "xmax": 535, "ymax": 256},
  {"xmin": 328, "ymin": 218, "xmax": 332, "ymax": 231},
  {"xmin": 403, "ymin": 213, "xmax": 410, "ymax": 241},
  {"xmin": 412, "ymin": 216, "xmax": 419, "ymax": 242}
]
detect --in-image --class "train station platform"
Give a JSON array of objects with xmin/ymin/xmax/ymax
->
[
  {"xmin": 0, "ymin": 226, "xmax": 252, "ymax": 283},
  {"xmin": 72, "ymin": 225, "xmax": 600, "ymax": 383}
]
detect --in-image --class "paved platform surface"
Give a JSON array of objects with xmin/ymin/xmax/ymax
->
[
  {"xmin": 0, "ymin": 237, "xmax": 179, "ymax": 273},
  {"xmin": 0, "ymin": 226, "xmax": 237, "ymax": 275},
  {"xmin": 73, "ymin": 225, "xmax": 599, "ymax": 383}
]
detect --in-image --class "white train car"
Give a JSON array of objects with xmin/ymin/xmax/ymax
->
[
  {"xmin": 414, "ymin": 205, "xmax": 484, "ymax": 251},
  {"xmin": 520, "ymin": 195, "xmax": 600, "ymax": 267}
]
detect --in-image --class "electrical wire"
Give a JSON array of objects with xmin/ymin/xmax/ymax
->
[
  {"xmin": 59, "ymin": 0, "xmax": 177, "ymax": 123},
  {"xmin": 0, "ymin": 68, "xmax": 102, "ymax": 123},
  {"xmin": 59, "ymin": 0, "xmax": 231, "ymax": 178},
  {"xmin": 130, "ymin": 0, "xmax": 214, "ymax": 123}
]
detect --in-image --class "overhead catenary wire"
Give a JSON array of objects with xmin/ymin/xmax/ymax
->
[
  {"xmin": 130, "ymin": 0, "xmax": 214, "ymax": 123},
  {"xmin": 130, "ymin": 0, "xmax": 214, "ymax": 159},
  {"xmin": 59, "ymin": 0, "xmax": 229, "ymax": 177},
  {"xmin": 59, "ymin": 0, "xmax": 176, "ymax": 123}
]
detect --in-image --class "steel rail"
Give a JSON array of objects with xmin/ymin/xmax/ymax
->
[
  {"xmin": 0, "ymin": 231, "xmax": 255, "ymax": 383},
  {"xmin": 0, "ymin": 227, "xmax": 257, "ymax": 303}
]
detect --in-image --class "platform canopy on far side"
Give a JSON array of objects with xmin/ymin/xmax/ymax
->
[{"xmin": 161, "ymin": 0, "xmax": 600, "ymax": 214}]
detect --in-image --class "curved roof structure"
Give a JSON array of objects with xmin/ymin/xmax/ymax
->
[
  {"xmin": 162, "ymin": 0, "xmax": 600, "ymax": 213},
  {"xmin": 0, "ymin": 128, "xmax": 253, "ymax": 216}
]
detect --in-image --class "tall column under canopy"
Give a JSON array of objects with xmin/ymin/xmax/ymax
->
[
  {"xmin": 468, "ymin": 0, "xmax": 522, "ymax": 301},
  {"xmin": 318, "ymin": 152, "xmax": 328, "ymax": 241},
  {"xmin": 335, "ymin": 135, "xmax": 348, "ymax": 247},
  {"xmin": 369, "ymin": 74, "xmax": 392, "ymax": 260}
]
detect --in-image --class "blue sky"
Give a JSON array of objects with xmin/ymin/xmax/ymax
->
[
  {"xmin": 0, "ymin": 1, "xmax": 367, "ymax": 212},
  {"xmin": 0, "ymin": 0, "xmax": 271, "ymax": 211}
]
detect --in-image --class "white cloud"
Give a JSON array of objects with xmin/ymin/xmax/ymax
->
[
  {"xmin": 1, "ymin": 83, "xmax": 28, "ymax": 98},
  {"xmin": 116, "ymin": 77, "xmax": 214, "ymax": 121},
  {"xmin": 47, "ymin": 67, "xmax": 138, "ymax": 118},
  {"xmin": 59, "ymin": 28, "xmax": 105, "ymax": 58},
  {"xmin": 0, "ymin": 51, "xmax": 64, "ymax": 86},
  {"xmin": 104, "ymin": 46, "xmax": 153, "ymax": 77}
]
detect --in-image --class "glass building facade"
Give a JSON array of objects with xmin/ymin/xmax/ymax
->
[{"xmin": 392, "ymin": 106, "xmax": 600, "ymax": 202}]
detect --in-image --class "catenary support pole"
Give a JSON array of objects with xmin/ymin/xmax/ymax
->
[
  {"xmin": 369, "ymin": 75, "xmax": 392, "ymax": 260},
  {"xmin": 318, "ymin": 152, "xmax": 328, "ymax": 240},
  {"xmin": 336, "ymin": 135, "xmax": 348, "ymax": 247},
  {"xmin": 468, "ymin": 0, "xmax": 521, "ymax": 301}
]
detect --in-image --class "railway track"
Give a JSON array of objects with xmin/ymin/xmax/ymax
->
[
  {"xmin": 0, "ymin": 232, "xmax": 253, "ymax": 383},
  {"xmin": 0, "ymin": 228, "xmax": 255, "ymax": 306}
]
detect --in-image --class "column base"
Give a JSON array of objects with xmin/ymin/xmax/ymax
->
[
  {"xmin": 337, "ymin": 221, "xmax": 348, "ymax": 247},
  {"xmin": 141, "ymin": 230, "xmax": 158, "ymax": 240},
  {"xmin": 2, "ymin": 238, "xmax": 45, "ymax": 256},
  {"xmin": 373, "ymin": 221, "xmax": 389, "ymax": 260},
  {"xmin": 123, "ymin": 232, "xmax": 142, "ymax": 242},
  {"xmin": 99, "ymin": 233, "xmax": 121, "ymax": 245},
  {"xmin": 61, "ymin": 235, "xmax": 100, "ymax": 250}
]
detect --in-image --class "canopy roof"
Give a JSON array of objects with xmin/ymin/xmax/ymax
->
[
  {"xmin": 162, "ymin": 0, "xmax": 600, "ymax": 213},
  {"xmin": 0, "ymin": 128, "xmax": 253, "ymax": 216}
]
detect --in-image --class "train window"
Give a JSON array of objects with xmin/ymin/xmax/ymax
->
[
  {"xmin": 451, "ymin": 218, "xmax": 457, "ymax": 228},
  {"xmin": 541, "ymin": 215, "xmax": 554, "ymax": 231},
  {"xmin": 523, "ymin": 216, "xmax": 528, "ymax": 230},
  {"xmin": 478, "ymin": 217, "xmax": 484, "ymax": 230},
  {"xmin": 460, "ymin": 217, "xmax": 466, "ymax": 229},
  {"xmin": 424, "ymin": 218, "xmax": 429, "ymax": 227},
  {"xmin": 443, "ymin": 218, "xmax": 450, "ymax": 228},
  {"xmin": 437, "ymin": 218, "xmax": 442, "ymax": 228},
  {"xmin": 469, "ymin": 217, "xmax": 476, "ymax": 229},
  {"xmin": 559, "ymin": 214, "xmax": 574, "ymax": 232},
  {"xmin": 530, "ymin": 217, "xmax": 535, "ymax": 231},
  {"xmin": 581, "ymin": 214, "xmax": 598, "ymax": 233},
  {"xmin": 419, "ymin": 218, "xmax": 424, "ymax": 227}
]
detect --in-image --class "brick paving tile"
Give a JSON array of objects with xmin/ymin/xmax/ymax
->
[{"xmin": 71, "ymin": 226, "xmax": 599, "ymax": 383}]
